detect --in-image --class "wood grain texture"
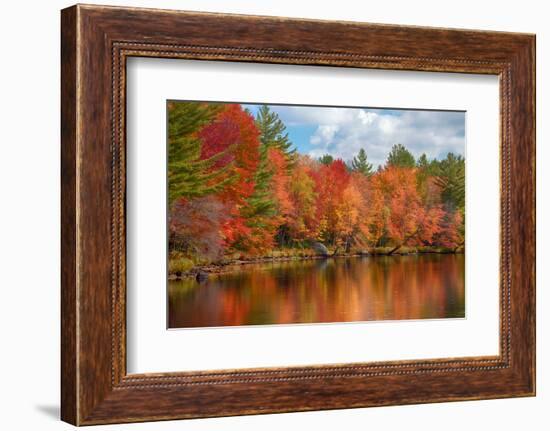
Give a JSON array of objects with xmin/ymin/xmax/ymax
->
[
  {"xmin": 60, "ymin": 5, "xmax": 78, "ymax": 425},
  {"xmin": 60, "ymin": 4, "xmax": 535, "ymax": 425}
]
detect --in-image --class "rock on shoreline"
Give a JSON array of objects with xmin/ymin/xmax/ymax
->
[{"xmin": 311, "ymin": 242, "xmax": 329, "ymax": 256}]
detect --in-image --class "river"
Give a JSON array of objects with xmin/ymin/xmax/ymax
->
[{"xmin": 168, "ymin": 253, "xmax": 465, "ymax": 328}]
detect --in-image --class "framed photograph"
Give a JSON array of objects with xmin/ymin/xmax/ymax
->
[{"xmin": 61, "ymin": 4, "xmax": 535, "ymax": 425}]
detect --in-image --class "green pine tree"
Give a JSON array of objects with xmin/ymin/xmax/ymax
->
[
  {"xmin": 167, "ymin": 102, "xmax": 236, "ymax": 206},
  {"xmin": 386, "ymin": 143, "xmax": 416, "ymax": 168},
  {"xmin": 242, "ymin": 143, "xmax": 278, "ymax": 224},
  {"xmin": 318, "ymin": 154, "xmax": 334, "ymax": 165},
  {"xmin": 255, "ymin": 105, "xmax": 296, "ymax": 164},
  {"xmin": 417, "ymin": 153, "xmax": 429, "ymax": 169},
  {"xmin": 350, "ymin": 148, "xmax": 373, "ymax": 175},
  {"xmin": 433, "ymin": 152, "xmax": 465, "ymax": 210}
]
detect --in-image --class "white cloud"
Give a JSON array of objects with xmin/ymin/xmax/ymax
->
[
  {"xmin": 310, "ymin": 124, "xmax": 340, "ymax": 147},
  {"xmin": 378, "ymin": 116, "xmax": 396, "ymax": 134},
  {"xmin": 358, "ymin": 110, "xmax": 377, "ymax": 125},
  {"xmin": 275, "ymin": 107, "xmax": 465, "ymax": 168}
]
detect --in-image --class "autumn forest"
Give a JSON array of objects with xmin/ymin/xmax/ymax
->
[{"xmin": 167, "ymin": 102, "xmax": 465, "ymax": 277}]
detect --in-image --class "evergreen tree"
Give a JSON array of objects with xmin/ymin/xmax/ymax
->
[
  {"xmin": 318, "ymin": 154, "xmax": 334, "ymax": 165},
  {"xmin": 255, "ymin": 105, "xmax": 296, "ymax": 162},
  {"xmin": 416, "ymin": 153, "xmax": 437, "ymax": 203},
  {"xmin": 167, "ymin": 102, "xmax": 235, "ymax": 206},
  {"xmin": 242, "ymin": 143, "xmax": 278, "ymax": 226},
  {"xmin": 350, "ymin": 148, "xmax": 373, "ymax": 176},
  {"xmin": 417, "ymin": 153, "xmax": 429, "ymax": 169},
  {"xmin": 434, "ymin": 152, "xmax": 465, "ymax": 210},
  {"xmin": 417, "ymin": 153, "xmax": 442, "ymax": 176},
  {"xmin": 386, "ymin": 143, "xmax": 416, "ymax": 168}
]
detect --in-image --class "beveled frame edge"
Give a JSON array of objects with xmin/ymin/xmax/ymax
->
[{"xmin": 61, "ymin": 4, "xmax": 535, "ymax": 426}]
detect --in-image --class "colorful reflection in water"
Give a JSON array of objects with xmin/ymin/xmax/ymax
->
[{"xmin": 168, "ymin": 254, "xmax": 465, "ymax": 328}]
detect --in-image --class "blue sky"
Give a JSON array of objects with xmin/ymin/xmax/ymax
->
[{"xmin": 243, "ymin": 104, "xmax": 465, "ymax": 169}]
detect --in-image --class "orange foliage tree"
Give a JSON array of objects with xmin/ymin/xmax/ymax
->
[
  {"xmin": 286, "ymin": 156, "xmax": 319, "ymax": 240},
  {"xmin": 312, "ymin": 159, "xmax": 351, "ymax": 246},
  {"xmin": 373, "ymin": 166, "xmax": 445, "ymax": 254}
]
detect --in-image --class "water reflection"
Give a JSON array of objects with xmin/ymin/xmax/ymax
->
[{"xmin": 168, "ymin": 254, "xmax": 465, "ymax": 328}]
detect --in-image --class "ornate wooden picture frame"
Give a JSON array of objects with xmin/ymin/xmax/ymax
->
[{"xmin": 61, "ymin": 4, "xmax": 535, "ymax": 425}]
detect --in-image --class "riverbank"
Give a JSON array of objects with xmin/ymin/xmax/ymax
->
[{"xmin": 169, "ymin": 246, "xmax": 465, "ymax": 280}]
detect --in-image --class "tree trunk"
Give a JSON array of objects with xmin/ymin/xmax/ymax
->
[
  {"xmin": 344, "ymin": 235, "xmax": 353, "ymax": 253},
  {"xmin": 388, "ymin": 230, "xmax": 419, "ymax": 255},
  {"xmin": 388, "ymin": 244, "xmax": 402, "ymax": 255}
]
